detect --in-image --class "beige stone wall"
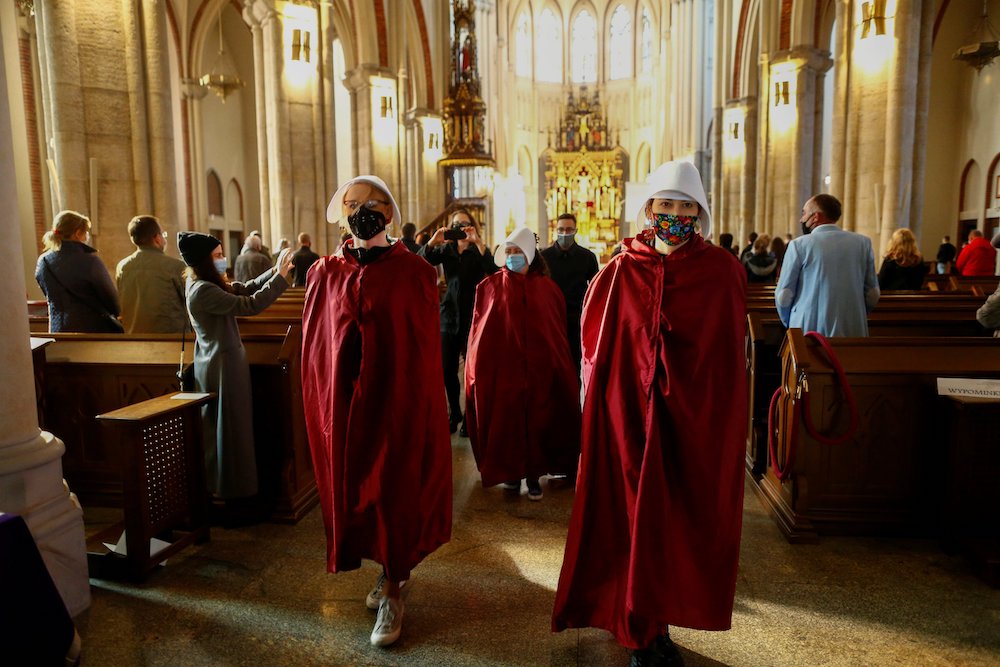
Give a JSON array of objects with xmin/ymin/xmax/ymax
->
[{"xmin": 923, "ymin": 0, "xmax": 1000, "ymax": 257}]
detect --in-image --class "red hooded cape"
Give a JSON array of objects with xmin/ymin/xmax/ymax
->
[
  {"xmin": 301, "ymin": 241, "xmax": 452, "ymax": 582},
  {"xmin": 464, "ymin": 270, "xmax": 581, "ymax": 486},
  {"xmin": 551, "ymin": 234, "xmax": 747, "ymax": 648}
]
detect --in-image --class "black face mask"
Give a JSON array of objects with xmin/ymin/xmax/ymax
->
[
  {"xmin": 347, "ymin": 206, "xmax": 387, "ymax": 240},
  {"xmin": 800, "ymin": 220, "xmax": 812, "ymax": 236}
]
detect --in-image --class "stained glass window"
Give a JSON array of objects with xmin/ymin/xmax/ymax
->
[
  {"xmin": 536, "ymin": 8, "xmax": 563, "ymax": 83},
  {"xmin": 641, "ymin": 8, "xmax": 653, "ymax": 73},
  {"xmin": 609, "ymin": 5, "xmax": 632, "ymax": 80},
  {"xmin": 515, "ymin": 11, "xmax": 531, "ymax": 78},
  {"xmin": 571, "ymin": 10, "xmax": 597, "ymax": 83}
]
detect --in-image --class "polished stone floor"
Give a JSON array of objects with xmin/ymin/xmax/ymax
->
[{"xmin": 76, "ymin": 438, "xmax": 999, "ymax": 666}]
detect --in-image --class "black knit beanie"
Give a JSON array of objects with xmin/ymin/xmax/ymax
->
[{"xmin": 177, "ymin": 231, "xmax": 221, "ymax": 266}]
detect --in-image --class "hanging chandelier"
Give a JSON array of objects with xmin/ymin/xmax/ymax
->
[
  {"xmin": 953, "ymin": 0, "xmax": 1000, "ymax": 71},
  {"xmin": 199, "ymin": 11, "xmax": 243, "ymax": 101}
]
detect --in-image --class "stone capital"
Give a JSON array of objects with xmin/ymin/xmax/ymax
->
[
  {"xmin": 769, "ymin": 47, "xmax": 833, "ymax": 75},
  {"xmin": 343, "ymin": 65, "xmax": 396, "ymax": 93},
  {"xmin": 243, "ymin": 0, "xmax": 277, "ymax": 29}
]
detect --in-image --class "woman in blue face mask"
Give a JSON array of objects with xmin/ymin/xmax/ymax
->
[
  {"xmin": 177, "ymin": 231, "xmax": 294, "ymax": 508},
  {"xmin": 464, "ymin": 227, "xmax": 582, "ymax": 501}
]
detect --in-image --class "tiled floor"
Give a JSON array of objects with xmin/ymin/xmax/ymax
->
[{"xmin": 76, "ymin": 439, "xmax": 1000, "ymax": 666}]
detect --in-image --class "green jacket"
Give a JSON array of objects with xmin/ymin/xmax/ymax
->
[{"xmin": 115, "ymin": 246, "xmax": 187, "ymax": 333}]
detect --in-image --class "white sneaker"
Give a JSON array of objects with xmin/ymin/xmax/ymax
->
[
  {"xmin": 366, "ymin": 573, "xmax": 409, "ymax": 610},
  {"xmin": 370, "ymin": 595, "xmax": 404, "ymax": 647}
]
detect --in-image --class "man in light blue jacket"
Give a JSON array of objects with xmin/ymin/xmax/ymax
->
[{"xmin": 776, "ymin": 194, "xmax": 879, "ymax": 337}]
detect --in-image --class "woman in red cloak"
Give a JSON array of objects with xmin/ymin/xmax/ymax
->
[
  {"xmin": 551, "ymin": 161, "xmax": 748, "ymax": 667},
  {"xmin": 464, "ymin": 227, "xmax": 581, "ymax": 500},
  {"xmin": 301, "ymin": 176, "xmax": 452, "ymax": 649}
]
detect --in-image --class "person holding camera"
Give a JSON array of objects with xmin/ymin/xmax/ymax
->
[{"xmin": 419, "ymin": 209, "xmax": 498, "ymax": 434}]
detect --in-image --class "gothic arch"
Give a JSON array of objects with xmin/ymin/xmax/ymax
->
[
  {"xmin": 568, "ymin": 0, "xmax": 601, "ymax": 83},
  {"xmin": 227, "ymin": 178, "xmax": 244, "ymax": 222},
  {"xmin": 604, "ymin": 2, "xmax": 634, "ymax": 81},
  {"xmin": 959, "ymin": 159, "xmax": 980, "ymax": 214},
  {"xmin": 635, "ymin": 142, "xmax": 651, "ymax": 182},
  {"xmin": 327, "ymin": 1, "xmax": 358, "ymax": 74},
  {"xmin": 188, "ymin": 0, "xmax": 245, "ymax": 80},
  {"xmin": 517, "ymin": 145, "xmax": 533, "ymax": 185},
  {"xmin": 985, "ymin": 154, "xmax": 1000, "ymax": 212},
  {"xmin": 207, "ymin": 169, "xmax": 224, "ymax": 217},
  {"xmin": 732, "ymin": 0, "xmax": 760, "ymax": 99}
]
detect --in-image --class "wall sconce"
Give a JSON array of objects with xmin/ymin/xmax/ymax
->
[
  {"xmin": 420, "ymin": 116, "xmax": 444, "ymax": 160},
  {"xmin": 380, "ymin": 96, "xmax": 395, "ymax": 119},
  {"xmin": 283, "ymin": 3, "xmax": 318, "ymax": 87},
  {"xmin": 371, "ymin": 76, "xmax": 398, "ymax": 144},
  {"xmin": 861, "ymin": 0, "xmax": 887, "ymax": 39},
  {"xmin": 773, "ymin": 80, "xmax": 790, "ymax": 107},
  {"xmin": 291, "ymin": 28, "xmax": 311, "ymax": 62},
  {"xmin": 723, "ymin": 106, "xmax": 746, "ymax": 159}
]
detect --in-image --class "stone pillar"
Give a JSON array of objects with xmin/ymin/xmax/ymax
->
[
  {"xmin": 0, "ymin": 15, "xmax": 90, "ymax": 617},
  {"xmin": 757, "ymin": 47, "xmax": 831, "ymax": 238},
  {"xmin": 345, "ymin": 64, "xmax": 400, "ymax": 196}
]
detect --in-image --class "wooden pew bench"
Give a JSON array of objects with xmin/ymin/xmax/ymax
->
[
  {"xmin": 744, "ymin": 310, "xmax": 989, "ymax": 479},
  {"xmin": 37, "ymin": 329, "xmax": 316, "ymax": 523},
  {"xmin": 949, "ymin": 275, "xmax": 999, "ymax": 297},
  {"xmin": 755, "ymin": 330, "xmax": 1000, "ymax": 542}
]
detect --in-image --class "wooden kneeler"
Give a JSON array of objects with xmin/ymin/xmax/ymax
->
[{"xmin": 91, "ymin": 392, "xmax": 215, "ymax": 581}]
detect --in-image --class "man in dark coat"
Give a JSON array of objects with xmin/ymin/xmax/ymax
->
[
  {"xmin": 290, "ymin": 233, "xmax": 320, "ymax": 287},
  {"xmin": 540, "ymin": 213, "xmax": 599, "ymax": 374}
]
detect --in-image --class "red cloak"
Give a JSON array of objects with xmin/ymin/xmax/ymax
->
[
  {"xmin": 464, "ymin": 270, "xmax": 581, "ymax": 486},
  {"xmin": 551, "ymin": 234, "xmax": 747, "ymax": 648},
  {"xmin": 301, "ymin": 241, "xmax": 452, "ymax": 582}
]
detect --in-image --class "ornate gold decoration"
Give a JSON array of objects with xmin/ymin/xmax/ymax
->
[{"xmin": 542, "ymin": 87, "xmax": 624, "ymax": 262}]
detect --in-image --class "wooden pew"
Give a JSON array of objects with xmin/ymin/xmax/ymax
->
[
  {"xmin": 755, "ymin": 329, "xmax": 1000, "ymax": 542},
  {"xmin": 38, "ymin": 328, "xmax": 317, "ymax": 523},
  {"xmin": 949, "ymin": 275, "xmax": 999, "ymax": 297},
  {"xmin": 745, "ymin": 311, "xmax": 990, "ymax": 479}
]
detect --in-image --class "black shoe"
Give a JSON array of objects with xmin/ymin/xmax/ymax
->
[
  {"xmin": 629, "ymin": 647, "xmax": 659, "ymax": 667},
  {"xmin": 654, "ymin": 633, "xmax": 684, "ymax": 667},
  {"xmin": 449, "ymin": 413, "xmax": 462, "ymax": 434}
]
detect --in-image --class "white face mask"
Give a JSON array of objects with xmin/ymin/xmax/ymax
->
[{"xmin": 213, "ymin": 257, "xmax": 229, "ymax": 275}]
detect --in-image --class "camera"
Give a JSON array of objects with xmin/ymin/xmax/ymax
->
[{"xmin": 443, "ymin": 227, "xmax": 468, "ymax": 241}]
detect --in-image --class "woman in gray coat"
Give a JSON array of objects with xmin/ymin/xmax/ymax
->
[{"xmin": 177, "ymin": 232, "xmax": 293, "ymax": 500}]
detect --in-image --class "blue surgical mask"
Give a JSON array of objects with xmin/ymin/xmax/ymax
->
[
  {"xmin": 214, "ymin": 257, "xmax": 229, "ymax": 275},
  {"xmin": 505, "ymin": 254, "xmax": 527, "ymax": 272},
  {"xmin": 557, "ymin": 233, "xmax": 575, "ymax": 248}
]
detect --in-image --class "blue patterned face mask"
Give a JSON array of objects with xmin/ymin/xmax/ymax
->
[
  {"xmin": 652, "ymin": 213, "xmax": 697, "ymax": 246},
  {"xmin": 213, "ymin": 257, "xmax": 229, "ymax": 275},
  {"xmin": 505, "ymin": 254, "xmax": 527, "ymax": 272}
]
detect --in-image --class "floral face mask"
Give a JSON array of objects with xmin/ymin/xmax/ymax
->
[{"xmin": 652, "ymin": 213, "xmax": 698, "ymax": 246}]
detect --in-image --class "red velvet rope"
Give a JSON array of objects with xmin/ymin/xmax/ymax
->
[{"xmin": 767, "ymin": 331, "xmax": 860, "ymax": 481}]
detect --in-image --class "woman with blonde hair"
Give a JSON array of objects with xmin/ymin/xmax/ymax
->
[
  {"xmin": 878, "ymin": 228, "xmax": 928, "ymax": 290},
  {"xmin": 34, "ymin": 210, "xmax": 121, "ymax": 333}
]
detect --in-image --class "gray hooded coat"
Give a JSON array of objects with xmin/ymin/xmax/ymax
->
[{"xmin": 186, "ymin": 268, "xmax": 288, "ymax": 498}]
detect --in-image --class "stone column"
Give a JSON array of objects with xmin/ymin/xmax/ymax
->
[
  {"xmin": 345, "ymin": 64, "xmax": 399, "ymax": 195},
  {"xmin": 758, "ymin": 47, "xmax": 831, "ymax": 237},
  {"xmin": 0, "ymin": 15, "xmax": 90, "ymax": 617}
]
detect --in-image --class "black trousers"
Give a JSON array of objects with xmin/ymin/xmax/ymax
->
[{"xmin": 441, "ymin": 330, "xmax": 469, "ymax": 420}]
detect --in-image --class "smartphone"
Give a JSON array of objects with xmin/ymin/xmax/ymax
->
[{"xmin": 443, "ymin": 228, "xmax": 468, "ymax": 241}]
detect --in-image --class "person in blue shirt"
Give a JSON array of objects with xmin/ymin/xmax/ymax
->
[{"xmin": 775, "ymin": 194, "xmax": 879, "ymax": 337}]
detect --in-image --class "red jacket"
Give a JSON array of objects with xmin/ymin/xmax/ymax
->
[
  {"xmin": 465, "ymin": 270, "xmax": 580, "ymax": 486},
  {"xmin": 552, "ymin": 234, "xmax": 747, "ymax": 648},
  {"xmin": 301, "ymin": 242, "xmax": 452, "ymax": 582},
  {"xmin": 956, "ymin": 236, "xmax": 997, "ymax": 277}
]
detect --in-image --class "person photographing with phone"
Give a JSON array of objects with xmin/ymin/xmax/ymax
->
[{"xmin": 419, "ymin": 209, "xmax": 499, "ymax": 434}]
